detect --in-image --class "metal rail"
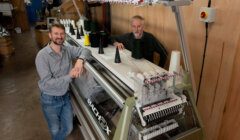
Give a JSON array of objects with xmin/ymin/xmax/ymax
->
[
  {"xmin": 71, "ymin": 83, "xmax": 109, "ymax": 140},
  {"xmin": 172, "ymin": 5, "xmax": 197, "ymax": 98},
  {"xmin": 84, "ymin": 61, "xmax": 126, "ymax": 108}
]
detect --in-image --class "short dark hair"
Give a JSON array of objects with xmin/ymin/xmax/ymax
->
[{"xmin": 49, "ymin": 23, "xmax": 65, "ymax": 32}]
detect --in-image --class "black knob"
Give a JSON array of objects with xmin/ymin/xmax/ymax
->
[
  {"xmin": 76, "ymin": 28, "xmax": 81, "ymax": 39},
  {"xmin": 98, "ymin": 38, "xmax": 104, "ymax": 54},
  {"xmin": 114, "ymin": 47, "xmax": 121, "ymax": 63}
]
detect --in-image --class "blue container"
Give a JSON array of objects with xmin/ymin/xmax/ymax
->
[{"xmin": 26, "ymin": 1, "xmax": 42, "ymax": 23}]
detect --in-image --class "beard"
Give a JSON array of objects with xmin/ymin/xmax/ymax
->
[
  {"xmin": 52, "ymin": 38, "xmax": 64, "ymax": 45},
  {"xmin": 133, "ymin": 32, "xmax": 143, "ymax": 39}
]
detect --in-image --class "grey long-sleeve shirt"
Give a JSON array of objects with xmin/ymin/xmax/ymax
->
[{"xmin": 35, "ymin": 43, "xmax": 91, "ymax": 96}]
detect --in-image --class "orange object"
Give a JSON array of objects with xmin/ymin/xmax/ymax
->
[{"xmin": 200, "ymin": 11, "xmax": 207, "ymax": 19}]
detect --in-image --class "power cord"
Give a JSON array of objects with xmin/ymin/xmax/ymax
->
[{"xmin": 197, "ymin": 0, "xmax": 212, "ymax": 103}]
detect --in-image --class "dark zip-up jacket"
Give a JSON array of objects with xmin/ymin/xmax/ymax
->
[{"xmin": 111, "ymin": 32, "xmax": 168, "ymax": 67}]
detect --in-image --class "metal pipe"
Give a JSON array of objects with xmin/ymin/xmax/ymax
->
[
  {"xmin": 101, "ymin": 70, "xmax": 133, "ymax": 97},
  {"xmin": 71, "ymin": 0, "xmax": 82, "ymax": 18},
  {"xmin": 172, "ymin": 6, "xmax": 197, "ymax": 98}
]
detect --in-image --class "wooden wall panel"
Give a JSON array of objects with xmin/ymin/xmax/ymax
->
[
  {"xmin": 111, "ymin": 4, "xmax": 131, "ymax": 34},
  {"xmin": 197, "ymin": 0, "xmax": 240, "ymax": 140},
  {"xmin": 218, "ymin": 36, "xmax": 240, "ymax": 140}
]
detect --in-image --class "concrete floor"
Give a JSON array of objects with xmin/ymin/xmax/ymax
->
[{"xmin": 0, "ymin": 29, "xmax": 80, "ymax": 140}]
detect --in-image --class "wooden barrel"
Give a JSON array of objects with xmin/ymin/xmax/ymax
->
[
  {"xmin": 35, "ymin": 29, "xmax": 49, "ymax": 47},
  {"xmin": 0, "ymin": 37, "xmax": 15, "ymax": 57}
]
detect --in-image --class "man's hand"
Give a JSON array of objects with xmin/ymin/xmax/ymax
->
[
  {"xmin": 69, "ymin": 68, "xmax": 78, "ymax": 78},
  {"xmin": 74, "ymin": 59, "xmax": 85, "ymax": 77},
  {"xmin": 113, "ymin": 42, "xmax": 125, "ymax": 50},
  {"xmin": 69, "ymin": 59, "xmax": 85, "ymax": 78}
]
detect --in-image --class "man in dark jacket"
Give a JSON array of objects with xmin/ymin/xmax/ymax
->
[{"xmin": 111, "ymin": 15, "xmax": 168, "ymax": 67}]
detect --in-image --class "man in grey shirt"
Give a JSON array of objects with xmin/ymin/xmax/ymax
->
[{"xmin": 35, "ymin": 23, "xmax": 90, "ymax": 140}]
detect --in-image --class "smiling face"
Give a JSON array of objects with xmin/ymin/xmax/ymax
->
[
  {"xmin": 49, "ymin": 26, "xmax": 65, "ymax": 45},
  {"xmin": 131, "ymin": 18, "xmax": 144, "ymax": 39}
]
